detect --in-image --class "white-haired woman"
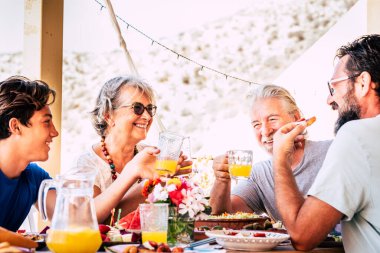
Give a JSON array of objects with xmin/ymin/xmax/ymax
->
[{"xmin": 75, "ymin": 76, "xmax": 191, "ymax": 223}]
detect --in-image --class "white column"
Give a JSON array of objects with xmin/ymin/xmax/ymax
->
[{"xmin": 367, "ymin": 0, "xmax": 380, "ymax": 34}]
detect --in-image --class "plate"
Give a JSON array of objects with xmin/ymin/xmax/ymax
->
[
  {"xmin": 205, "ymin": 230, "xmax": 290, "ymax": 252},
  {"xmin": 104, "ymin": 243, "xmax": 140, "ymax": 253},
  {"xmin": 99, "ymin": 241, "xmax": 137, "ymax": 251}
]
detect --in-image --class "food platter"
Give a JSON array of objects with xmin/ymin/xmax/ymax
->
[
  {"xmin": 194, "ymin": 213, "xmax": 271, "ymax": 241},
  {"xmin": 205, "ymin": 230, "xmax": 290, "ymax": 251},
  {"xmin": 195, "ymin": 216, "xmax": 270, "ymax": 231}
]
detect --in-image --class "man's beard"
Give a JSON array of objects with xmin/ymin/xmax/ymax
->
[
  {"xmin": 261, "ymin": 137, "xmax": 274, "ymax": 154},
  {"xmin": 334, "ymin": 91, "xmax": 361, "ymax": 135}
]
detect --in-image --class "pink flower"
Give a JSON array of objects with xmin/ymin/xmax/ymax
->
[{"xmin": 142, "ymin": 177, "xmax": 209, "ymax": 217}]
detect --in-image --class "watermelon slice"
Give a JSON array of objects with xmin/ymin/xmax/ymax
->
[{"xmin": 118, "ymin": 208, "xmax": 140, "ymax": 230}]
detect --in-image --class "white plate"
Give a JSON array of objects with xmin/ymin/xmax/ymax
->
[
  {"xmin": 205, "ymin": 230, "xmax": 290, "ymax": 252},
  {"xmin": 105, "ymin": 244, "xmax": 139, "ymax": 253},
  {"xmin": 105, "ymin": 244, "xmax": 226, "ymax": 253}
]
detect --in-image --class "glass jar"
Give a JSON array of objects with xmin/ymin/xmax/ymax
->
[{"xmin": 167, "ymin": 206, "xmax": 195, "ymax": 247}]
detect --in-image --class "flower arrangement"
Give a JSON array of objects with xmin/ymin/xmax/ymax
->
[{"xmin": 142, "ymin": 177, "xmax": 209, "ymax": 219}]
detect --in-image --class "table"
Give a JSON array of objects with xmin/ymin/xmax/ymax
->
[
  {"xmin": 37, "ymin": 247, "xmax": 344, "ymax": 253},
  {"xmin": 37, "ymin": 242, "xmax": 345, "ymax": 252}
]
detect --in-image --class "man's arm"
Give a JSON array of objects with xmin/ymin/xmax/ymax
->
[
  {"xmin": 209, "ymin": 155, "xmax": 232, "ymax": 213},
  {"xmin": 210, "ymin": 155, "xmax": 252, "ymax": 214},
  {"xmin": 273, "ymin": 122, "xmax": 343, "ymax": 250},
  {"xmin": 231, "ymin": 195, "xmax": 254, "ymax": 213}
]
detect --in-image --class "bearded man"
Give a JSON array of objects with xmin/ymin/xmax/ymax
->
[{"xmin": 273, "ymin": 34, "xmax": 380, "ymax": 253}]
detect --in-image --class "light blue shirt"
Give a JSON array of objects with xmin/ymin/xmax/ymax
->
[{"xmin": 308, "ymin": 116, "xmax": 380, "ymax": 253}]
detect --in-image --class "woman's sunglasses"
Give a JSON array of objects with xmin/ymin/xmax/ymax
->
[{"xmin": 119, "ymin": 102, "xmax": 157, "ymax": 117}]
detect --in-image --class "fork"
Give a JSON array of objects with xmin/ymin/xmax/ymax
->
[{"xmin": 185, "ymin": 237, "xmax": 217, "ymax": 250}]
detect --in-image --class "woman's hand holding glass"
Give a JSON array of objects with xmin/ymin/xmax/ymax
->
[
  {"xmin": 155, "ymin": 131, "xmax": 193, "ymax": 177},
  {"xmin": 174, "ymin": 151, "xmax": 193, "ymax": 176},
  {"xmin": 124, "ymin": 146, "xmax": 160, "ymax": 180}
]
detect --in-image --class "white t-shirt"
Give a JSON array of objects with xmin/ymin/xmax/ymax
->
[
  {"xmin": 232, "ymin": 140, "xmax": 332, "ymax": 221},
  {"xmin": 74, "ymin": 147, "xmax": 120, "ymax": 192},
  {"xmin": 308, "ymin": 116, "xmax": 380, "ymax": 253}
]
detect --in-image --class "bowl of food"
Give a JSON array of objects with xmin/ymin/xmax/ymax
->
[
  {"xmin": 195, "ymin": 212, "xmax": 271, "ymax": 231},
  {"xmin": 194, "ymin": 212, "xmax": 271, "ymax": 241}
]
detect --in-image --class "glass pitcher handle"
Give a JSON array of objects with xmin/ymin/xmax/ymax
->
[{"xmin": 38, "ymin": 179, "xmax": 55, "ymax": 221}]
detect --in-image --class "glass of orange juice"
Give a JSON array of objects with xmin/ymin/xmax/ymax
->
[
  {"xmin": 140, "ymin": 203, "xmax": 169, "ymax": 244},
  {"xmin": 156, "ymin": 131, "xmax": 185, "ymax": 177},
  {"xmin": 227, "ymin": 150, "xmax": 253, "ymax": 180}
]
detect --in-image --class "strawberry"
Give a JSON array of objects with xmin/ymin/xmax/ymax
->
[
  {"xmin": 98, "ymin": 224, "xmax": 111, "ymax": 234},
  {"xmin": 100, "ymin": 233, "xmax": 107, "ymax": 241}
]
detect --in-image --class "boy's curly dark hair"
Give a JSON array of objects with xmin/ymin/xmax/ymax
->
[{"xmin": 0, "ymin": 76, "xmax": 56, "ymax": 139}]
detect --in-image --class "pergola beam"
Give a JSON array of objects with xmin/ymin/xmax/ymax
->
[
  {"xmin": 23, "ymin": 0, "xmax": 63, "ymax": 177},
  {"xmin": 367, "ymin": 0, "xmax": 380, "ymax": 34}
]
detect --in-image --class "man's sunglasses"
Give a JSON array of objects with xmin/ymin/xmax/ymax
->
[{"xmin": 119, "ymin": 102, "xmax": 157, "ymax": 117}]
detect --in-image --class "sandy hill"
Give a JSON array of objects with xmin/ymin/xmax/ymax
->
[{"xmin": 0, "ymin": 0, "xmax": 357, "ymax": 168}]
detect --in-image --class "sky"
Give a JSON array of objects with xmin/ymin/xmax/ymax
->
[{"xmin": 0, "ymin": 0, "xmax": 252, "ymax": 53}]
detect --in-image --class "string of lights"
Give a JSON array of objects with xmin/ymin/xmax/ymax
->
[{"xmin": 94, "ymin": 0, "xmax": 262, "ymax": 86}]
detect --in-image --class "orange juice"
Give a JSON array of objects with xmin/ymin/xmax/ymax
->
[
  {"xmin": 142, "ymin": 231, "xmax": 167, "ymax": 244},
  {"xmin": 46, "ymin": 228, "xmax": 102, "ymax": 253},
  {"xmin": 229, "ymin": 164, "xmax": 252, "ymax": 178},
  {"xmin": 156, "ymin": 160, "xmax": 177, "ymax": 176}
]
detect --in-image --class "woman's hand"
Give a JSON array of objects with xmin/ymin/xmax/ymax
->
[
  {"xmin": 174, "ymin": 152, "xmax": 193, "ymax": 176},
  {"xmin": 125, "ymin": 146, "xmax": 160, "ymax": 180},
  {"xmin": 213, "ymin": 154, "xmax": 231, "ymax": 183}
]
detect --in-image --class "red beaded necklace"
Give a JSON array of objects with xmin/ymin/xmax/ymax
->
[
  {"xmin": 101, "ymin": 136, "xmax": 117, "ymax": 181},
  {"xmin": 100, "ymin": 136, "xmax": 139, "ymax": 182}
]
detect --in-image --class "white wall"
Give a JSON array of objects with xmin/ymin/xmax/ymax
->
[{"xmin": 274, "ymin": 0, "xmax": 366, "ymax": 141}]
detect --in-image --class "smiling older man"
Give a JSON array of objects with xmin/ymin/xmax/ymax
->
[{"xmin": 209, "ymin": 84, "xmax": 331, "ymax": 221}]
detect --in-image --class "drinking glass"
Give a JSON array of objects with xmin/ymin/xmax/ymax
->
[
  {"xmin": 139, "ymin": 203, "xmax": 169, "ymax": 244},
  {"xmin": 156, "ymin": 131, "xmax": 186, "ymax": 177},
  {"xmin": 227, "ymin": 150, "xmax": 253, "ymax": 181}
]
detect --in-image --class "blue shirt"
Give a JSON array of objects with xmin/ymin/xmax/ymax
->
[{"xmin": 0, "ymin": 163, "xmax": 51, "ymax": 231}]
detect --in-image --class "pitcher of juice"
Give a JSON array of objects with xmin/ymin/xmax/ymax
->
[{"xmin": 38, "ymin": 166, "xmax": 102, "ymax": 253}]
